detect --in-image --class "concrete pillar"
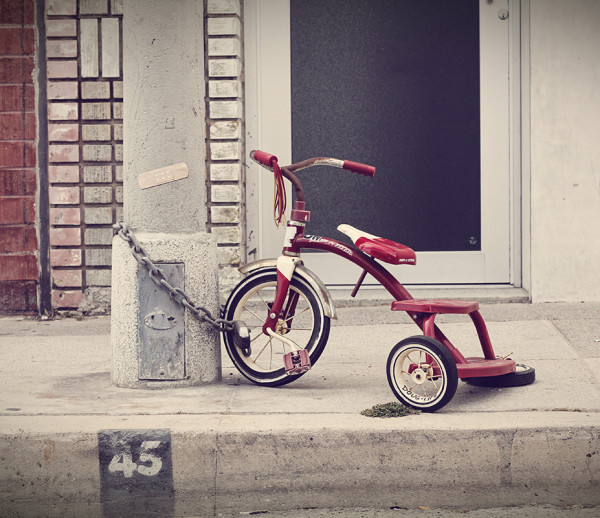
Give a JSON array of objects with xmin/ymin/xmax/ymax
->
[{"xmin": 111, "ymin": 0, "xmax": 221, "ymax": 388}]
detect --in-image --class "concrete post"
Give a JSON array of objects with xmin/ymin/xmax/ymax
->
[{"xmin": 111, "ymin": 0, "xmax": 221, "ymax": 388}]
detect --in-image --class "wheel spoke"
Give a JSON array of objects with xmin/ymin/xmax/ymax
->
[
  {"xmin": 407, "ymin": 352, "xmax": 421, "ymax": 366},
  {"xmin": 253, "ymin": 339, "xmax": 271, "ymax": 363},
  {"xmin": 250, "ymin": 331, "xmax": 266, "ymax": 343},
  {"xmin": 257, "ymin": 291, "xmax": 273, "ymax": 311},
  {"xmin": 244, "ymin": 307, "xmax": 267, "ymax": 324},
  {"xmin": 283, "ymin": 306, "xmax": 310, "ymax": 322}
]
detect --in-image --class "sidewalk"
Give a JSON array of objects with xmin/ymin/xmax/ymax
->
[{"xmin": 1, "ymin": 302, "xmax": 599, "ymax": 517}]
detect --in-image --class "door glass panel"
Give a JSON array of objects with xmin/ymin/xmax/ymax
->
[{"xmin": 291, "ymin": 0, "xmax": 481, "ymax": 252}]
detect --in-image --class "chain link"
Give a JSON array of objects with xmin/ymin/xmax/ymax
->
[{"xmin": 113, "ymin": 222, "xmax": 234, "ymax": 332}]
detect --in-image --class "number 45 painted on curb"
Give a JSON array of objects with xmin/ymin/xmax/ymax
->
[{"xmin": 108, "ymin": 440, "xmax": 163, "ymax": 478}]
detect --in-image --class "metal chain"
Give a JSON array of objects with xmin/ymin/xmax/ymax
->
[{"xmin": 113, "ymin": 222, "xmax": 234, "ymax": 332}]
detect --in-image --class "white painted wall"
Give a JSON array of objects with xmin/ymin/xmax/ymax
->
[{"xmin": 529, "ymin": 0, "xmax": 600, "ymax": 301}]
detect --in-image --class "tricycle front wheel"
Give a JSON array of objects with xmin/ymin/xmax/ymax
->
[
  {"xmin": 223, "ymin": 268, "xmax": 330, "ymax": 387},
  {"xmin": 386, "ymin": 336, "xmax": 458, "ymax": 413}
]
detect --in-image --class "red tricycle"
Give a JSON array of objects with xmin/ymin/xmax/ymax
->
[{"xmin": 223, "ymin": 151, "xmax": 535, "ymax": 412}]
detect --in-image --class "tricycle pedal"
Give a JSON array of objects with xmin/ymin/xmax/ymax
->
[{"xmin": 283, "ymin": 349, "xmax": 311, "ymax": 375}]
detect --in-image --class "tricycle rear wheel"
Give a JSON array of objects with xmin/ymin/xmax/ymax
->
[
  {"xmin": 386, "ymin": 336, "xmax": 458, "ymax": 413},
  {"xmin": 465, "ymin": 363, "xmax": 535, "ymax": 387}
]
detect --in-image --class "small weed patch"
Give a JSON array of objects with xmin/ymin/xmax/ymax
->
[{"xmin": 361, "ymin": 402, "xmax": 420, "ymax": 418}]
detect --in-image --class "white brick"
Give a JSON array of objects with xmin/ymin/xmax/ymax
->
[
  {"xmin": 82, "ymin": 124, "xmax": 111, "ymax": 141},
  {"xmin": 210, "ymin": 120, "xmax": 241, "ymax": 139},
  {"xmin": 209, "ymin": 58, "xmax": 241, "ymax": 77},
  {"xmin": 86, "ymin": 248, "xmax": 112, "ymax": 266},
  {"xmin": 210, "ymin": 100, "xmax": 242, "ymax": 119},
  {"xmin": 80, "ymin": 0, "xmax": 108, "ymax": 14},
  {"xmin": 86, "ymin": 269, "xmax": 112, "ymax": 286},
  {"xmin": 211, "ymin": 141, "xmax": 241, "ymax": 161},
  {"xmin": 211, "ymin": 205, "xmax": 240, "ymax": 224},
  {"xmin": 113, "ymin": 81, "xmax": 123, "ymax": 98},
  {"xmin": 85, "ymin": 227, "xmax": 113, "ymax": 245},
  {"xmin": 212, "ymin": 184, "xmax": 241, "ymax": 203},
  {"xmin": 84, "ymin": 207, "xmax": 113, "ymax": 224},
  {"xmin": 207, "ymin": 0, "xmax": 240, "ymax": 15},
  {"xmin": 83, "ymin": 144, "xmax": 112, "ymax": 161},
  {"xmin": 84, "ymin": 186, "xmax": 113, "ymax": 203},
  {"xmin": 210, "ymin": 163, "xmax": 240, "ymax": 181},
  {"xmin": 207, "ymin": 17, "xmax": 241, "ymax": 36},
  {"xmin": 111, "ymin": 0, "xmax": 123, "ymax": 15},
  {"xmin": 208, "ymin": 37, "xmax": 241, "ymax": 57},
  {"xmin": 213, "ymin": 226, "xmax": 240, "ymax": 244},
  {"xmin": 114, "ymin": 123, "xmax": 123, "ymax": 141},
  {"xmin": 209, "ymin": 80, "xmax": 242, "ymax": 98},
  {"xmin": 84, "ymin": 165, "xmax": 112, "ymax": 182},
  {"xmin": 80, "ymin": 19, "xmax": 99, "ymax": 78},
  {"xmin": 218, "ymin": 246, "xmax": 241, "ymax": 265},
  {"xmin": 81, "ymin": 81, "xmax": 110, "ymax": 99},
  {"xmin": 101, "ymin": 18, "xmax": 120, "ymax": 78}
]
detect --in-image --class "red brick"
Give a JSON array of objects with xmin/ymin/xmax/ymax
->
[
  {"xmin": 46, "ymin": 19, "xmax": 77, "ymax": 37},
  {"xmin": 0, "ymin": 170, "xmax": 36, "ymax": 195},
  {"xmin": 48, "ymin": 102, "xmax": 78, "ymax": 120},
  {"xmin": 51, "ymin": 289, "xmax": 82, "ymax": 309},
  {"xmin": 0, "ymin": 57, "xmax": 34, "ymax": 83},
  {"xmin": 0, "ymin": 280, "xmax": 37, "ymax": 313},
  {"xmin": 1, "ymin": 85, "xmax": 24, "ymax": 111},
  {"xmin": 48, "ymin": 165, "xmax": 79, "ymax": 183},
  {"xmin": 0, "ymin": 225, "xmax": 37, "ymax": 252},
  {"xmin": 0, "ymin": 28, "xmax": 34, "ymax": 56},
  {"xmin": 49, "ymin": 185, "xmax": 79, "ymax": 204},
  {"xmin": 49, "ymin": 144, "xmax": 79, "ymax": 163},
  {"xmin": 0, "ymin": 0, "xmax": 35, "ymax": 25},
  {"xmin": 0, "ymin": 112, "xmax": 36, "ymax": 139},
  {"xmin": 46, "ymin": 39, "xmax": 77, "ymax": 59},
  {"xmin": 50, "ymin": 248, "xmax": 81, "ymax": 267},
  {"xmin": 47, "ymin": 81, "xmax": 78, "ymax": 100},
  {"xmin": 0, "ymin": 142, "xmax": 36, "ymax": 167},
  {"xmin": 47, "ymin": 60, "xmax": 77, "ymax": 79},
  {"xmin": 49, "ymin": 207, "xmax": 80, "ymax": 225},
  {"xmin": 0, "ymin": 254, "xmax": 38, "ymax": 281},
  {"xmin": 48, "ymin": 123, "xmax": 78, "ymax": 142},
  {"xmin": 52, "ymin": 269, "xmax": 82, "ymax": 288},
  {"xmin": 0, "ymin": 142, "xmax": 24, "ymax": 167},
  {"xmin": 0, "ymin": 196, "xmax": 35, "ymax": 224},
  {"xmin": 0, "ymin": 84, "xmax": 35, "ymax": 111},
  {"xmin": 50, "ymin": 227, "xmax": 80, "ymax": 246}
]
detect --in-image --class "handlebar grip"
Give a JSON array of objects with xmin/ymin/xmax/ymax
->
[
  {"xmin": 250, "ymin": 150, "xmax": 278, "ymax": 168},
  {"xmin": 343, "ymin": 160, "xmax": 376, "ymax": 178}
]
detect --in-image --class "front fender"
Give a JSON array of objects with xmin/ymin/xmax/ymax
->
[{"xmin": 239, "ymin": 259, "xmax": 337, "ymax": 320}]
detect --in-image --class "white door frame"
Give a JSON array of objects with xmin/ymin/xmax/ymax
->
[{"xmin": 245, "ymin": 0, "xmax": 522, "ymax": 287}]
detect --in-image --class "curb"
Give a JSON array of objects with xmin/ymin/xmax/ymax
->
[{"xmin": 2, "ymin": 412, "xmax": 599, "ymax": 517}]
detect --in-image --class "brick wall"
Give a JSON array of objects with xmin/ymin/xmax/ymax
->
[
  {"xmin": 45, "ymin": 0, "xmax": 123, "ymax": 312},
  {"xmin": 2, "ymin": 0, "xmax": 246, "ymax": 314},
  {"xmin": 0, "ymin": 0, "xmax": 38, "ymax": 313},
  {"xmin": 206, "ymin": 0, "xmax": 245, "ymax": 300}
]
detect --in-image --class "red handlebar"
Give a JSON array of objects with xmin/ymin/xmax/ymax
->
[
  {"xmin": 250, "ymin": 150, "xmax": 278, "ymax": 168},
  {"xmin": 251, "ymin": 150, "xmax": 375, "ymax": 177},
  {"xmin": 343, "ymin": 160, "xmax": 376, "ymax": 178}
]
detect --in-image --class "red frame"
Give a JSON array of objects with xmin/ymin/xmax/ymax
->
[{"xmin": 282, "ymin": 207, "xmax": 515, "ymax": 378}]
